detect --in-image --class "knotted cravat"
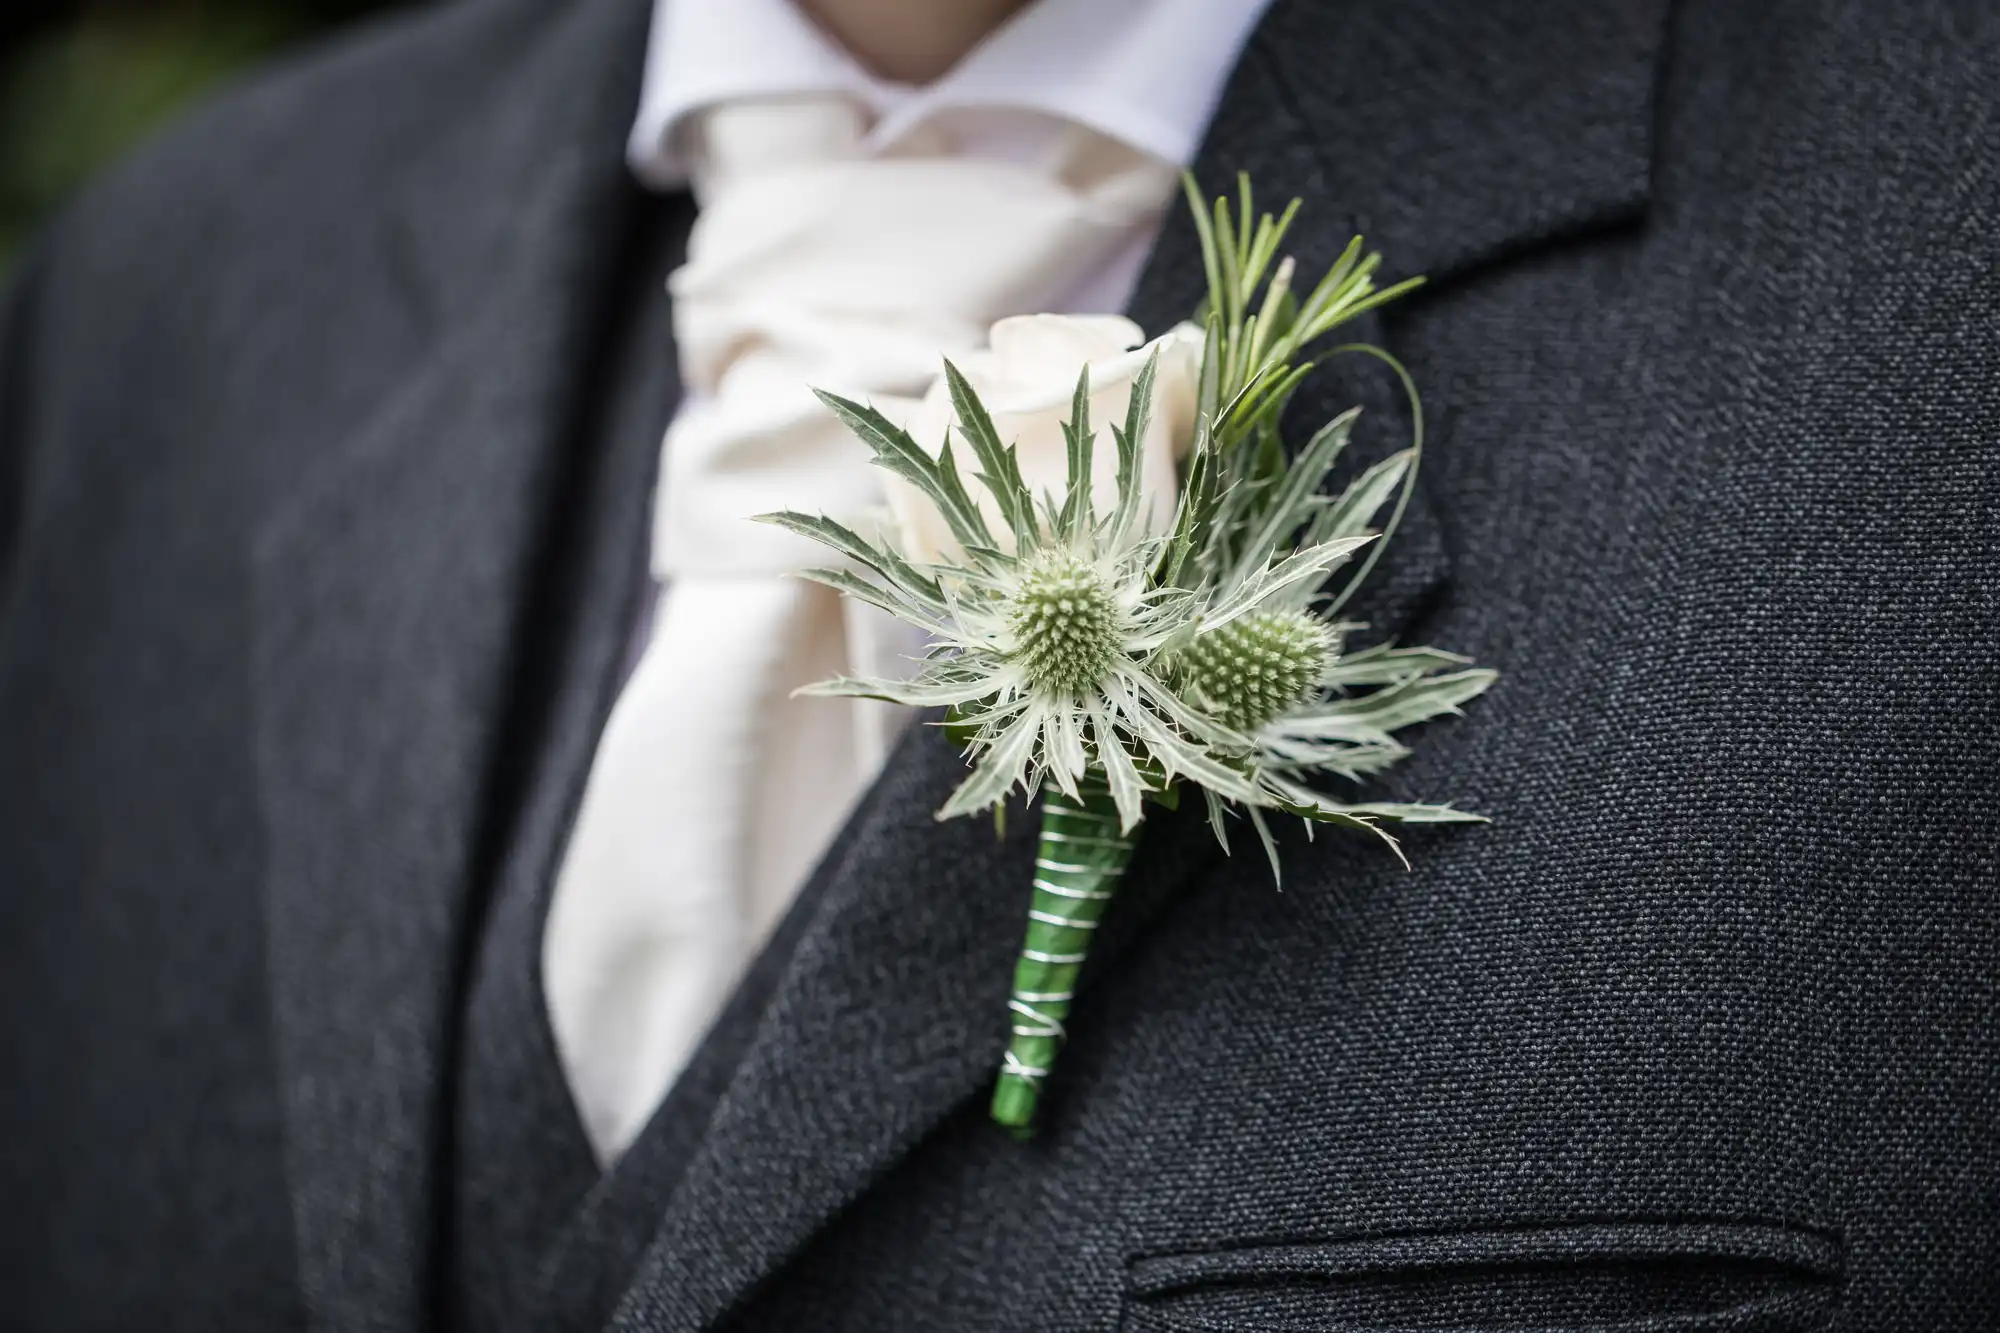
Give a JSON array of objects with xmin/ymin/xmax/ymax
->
[{"xmin": 544, "ymin": 95, "xmax": 1175, "ymax": 1162}]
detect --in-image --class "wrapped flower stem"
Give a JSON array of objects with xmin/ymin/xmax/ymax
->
[{"xmin": 991, "ymin": 770, "xmax": 1132, "ymax": 1135}]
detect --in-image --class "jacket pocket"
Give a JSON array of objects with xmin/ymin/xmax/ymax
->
[{"xmin": 1120, "ymin": 1220, "xmax": 1840, "ymax": 1332}]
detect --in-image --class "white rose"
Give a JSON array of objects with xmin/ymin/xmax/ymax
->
[{"xmin": 884, "ymin": 314, "xmax": 1203, "ymax": 563}]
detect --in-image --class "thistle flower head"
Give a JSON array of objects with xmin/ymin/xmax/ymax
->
[
  {"xmin": 1008, "ymin": 550, "xmax": 1125, "ymax": 698},
  {"xmin": 761, "ymin": 351, "xmax": 1249, "ymax": 833},
  {"xmin": 1175, "ymin": 610, "xmax": 1330, "ymax": 732}
]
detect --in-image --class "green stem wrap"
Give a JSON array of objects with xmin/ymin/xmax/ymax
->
[{"xmin": 989, "ymin": 771, "xmax": 1134, "ymax": 1136}]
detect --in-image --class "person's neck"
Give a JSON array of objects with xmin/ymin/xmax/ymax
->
[{"xmin": 796, "ymin": 0, "xmax": 1031, "ymax": 85}]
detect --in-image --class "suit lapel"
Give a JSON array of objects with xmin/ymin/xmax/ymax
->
[
  {"xmin": 603, "ymin": 1, "xmax": 1666, "ymax": 1327},
  {"xmin": 250, "ymin": 1, "xmax": 659, "ymax": 1329}
]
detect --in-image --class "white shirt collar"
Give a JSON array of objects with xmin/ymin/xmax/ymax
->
[{"xmin": 628, "ymin": 0, "xmax": 1275, "ymax": 189}]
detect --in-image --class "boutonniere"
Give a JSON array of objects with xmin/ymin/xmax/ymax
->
[{"xmin": 764, "ymin": 177, "xmax": 1494, "ymax": 1137}]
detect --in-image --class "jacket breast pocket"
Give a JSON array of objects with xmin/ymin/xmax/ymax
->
[{"xmin": 1119, "ymin": 1221, "xmax": 1841, "ymax": 1332}]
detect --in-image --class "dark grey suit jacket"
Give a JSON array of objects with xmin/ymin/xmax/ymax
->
[{"xmin": 4, "ymin": 0, "xmax": 1997, "ymax": 1329}]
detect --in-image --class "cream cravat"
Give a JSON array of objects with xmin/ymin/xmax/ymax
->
[{"xmin": 544, "ymin": 95, "xmax": 1175, "ymax": 1163}]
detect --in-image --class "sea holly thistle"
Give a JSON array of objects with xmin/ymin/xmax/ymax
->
[
  {"xmin": 764, "ymin": 174, "xmax": 1494, "ymax": 1136},
  {"xmin": 1152, "ymin": 176, "xmax": 1496, "ymax": 874}
]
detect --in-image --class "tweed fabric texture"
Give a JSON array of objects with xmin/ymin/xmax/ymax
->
[{"xmin": 446, "ymin": 191, "xmax": 686, "ymax": 1333}]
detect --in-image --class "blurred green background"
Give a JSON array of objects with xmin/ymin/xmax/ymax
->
[{"xmin": 1, "ymin": 0, "xmax": 414, "ymax": 260}]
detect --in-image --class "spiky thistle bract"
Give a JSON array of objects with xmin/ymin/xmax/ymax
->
[{"xmin": 760, "ymin": 347, "xmax": 1325, "ymax": 838}]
